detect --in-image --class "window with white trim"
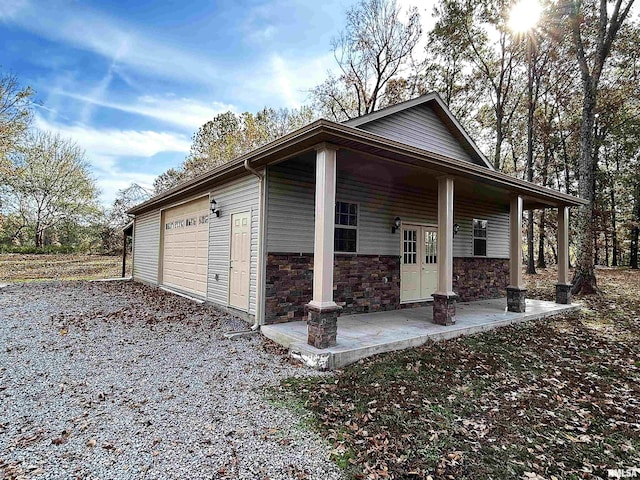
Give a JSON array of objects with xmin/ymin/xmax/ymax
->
[
  {"xmin": 473, "ymin": 219, "xmax": 488, "ymax": 256},
  {"xmin": 334, "ymin": 201, "xmax": 358, "ymax": 253}
]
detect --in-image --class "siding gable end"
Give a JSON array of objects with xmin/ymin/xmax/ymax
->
[{"xmin": 355, "ymin": 104, "xmax": 485, "ymax": 167}]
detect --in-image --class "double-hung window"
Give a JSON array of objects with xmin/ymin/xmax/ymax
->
[
  {"xmin": 473, "ymin": 219, "xmax": 488, "ymax": 256},
  {"xmin": 334, "ymin": 201, "xmax": 358, "ymax": 253}
]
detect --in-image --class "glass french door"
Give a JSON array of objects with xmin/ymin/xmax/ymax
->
[{"xmin": 401, "ymin": 225, "xmax": 438, "ymax": 302}]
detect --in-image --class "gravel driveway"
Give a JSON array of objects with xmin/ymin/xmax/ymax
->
[{"xmin": 0, "ymin": 281, "xmax": 343, "ymax": 480}]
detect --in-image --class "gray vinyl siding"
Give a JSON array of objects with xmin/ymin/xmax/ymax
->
[
  {"xmin": 267, "ymin": 158, "xmax": 509, "ymax": 258},
  {"xmin": 207, "ymin": 175, "xmax": 260, "ymax": 315},
  {"xmin": 133, "ymin": 210, "xmax": 160, "ymax": 284},
  {"xmin": 267, "ymin": 160, "xmax": 315, "ymax": 253},
  {"xmin": 357, "ymin": 104, "xmax": 479, "ymax": 165},
  {"xmin": 452, "ymin": 198, "xmax": 510, "ymax": 259}
]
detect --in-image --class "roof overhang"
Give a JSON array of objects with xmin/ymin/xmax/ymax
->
[
  {"xmin": 122, "ymin": 221, "xmax": 134, "ymax": 236},
  {"xmin": 127, "ymin": 119, "xmax": 586, "ymax": 215}
]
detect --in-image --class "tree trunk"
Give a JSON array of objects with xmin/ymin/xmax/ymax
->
[
  {"xmin": 35, "ymin": 219, "xmax": 42, "ymax": 248},
  {"xmin": 537, "ymin": 210, "xmax": 547, "ymax": 268},
  {"xmin": 611, "ymin": 172, "xmax": 618, "ymax": 267},
  {"xmin": 527, "ymin": 212, "xmax": 536, "ymax": 273},
  {"xmin": 537, "ymin": 129, "xmax": 551, "ymax": 270},
  {"xmin": 525, "ymin": 46, "xmax": 536, "ymax": 275},
  {"xmin": 604, "ymin": 227, "xmax": 610, "ymax": 267},
  {"xmin": 632, "ymin": 182, "xmax": 640, "ymax": 269},
  {"xmin": 494, "ymin": 111, "xmax": 503, "ymax": 171},
  {"xmin": 571, "ymin": 80, "xmax": 598, "ymax": 294},
  {"xmin": 632, "ymin": 226, "xmax": 639, "ymax": 269}
]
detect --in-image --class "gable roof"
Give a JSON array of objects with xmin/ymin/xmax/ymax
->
[
  {"xmin": 344, "ymin": 92, "xmax": 495, "ymax": 170},
  {"xmin": 128, "ymin": 118, "xmax": 585, "ymax": 216}
]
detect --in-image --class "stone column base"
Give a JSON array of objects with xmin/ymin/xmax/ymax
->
[
  {"xmin": 506, "ymin": 287, "xmax": 527, "ymax": 313},
  {"xmin": 555, "ymin": 283, "xmax": 572, "ymax": 304},
  {"xmin": 433, "ymin": 294, "xmax": 457, "ymax": 326},
  {"xmin": 306, "ymin": 304, "xmax": 341, "ymax": 349}
]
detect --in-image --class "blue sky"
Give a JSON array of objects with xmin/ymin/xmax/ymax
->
[{"xmin": 0, "ymin": 0, "xmax": 393, "ymax": 205}]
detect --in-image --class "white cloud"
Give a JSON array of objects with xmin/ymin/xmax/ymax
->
[
  {"xmin": 239, "ymin": 52, "xmax": 335, "ymax": 108},
  {"xmin": 0, "ymin": 0, "xmax": 222, "ymax": 86},
  {"xmin": 34, "ymin": 115, "xmax": 191, "ymax": 158},
  {"xmin": 2, "ymin": 0, "xmax": 343, "ymax": 112},
  {"xmin": 33, "ymin": 115, "xmax": 190, "ymax": 205},
  {"xmin": 52, "ymin": 90, "xmax": 236, "ymax": 131},
  {"xmin": 0, "ymin": 0, "xmax": 29, "ymax": 20}
]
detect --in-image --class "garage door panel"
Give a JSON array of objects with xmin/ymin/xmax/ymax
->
[{"xmin": 161, "ymin": 197, "xmax": 209, "ymax": 296}]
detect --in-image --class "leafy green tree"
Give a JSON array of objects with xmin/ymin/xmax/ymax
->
[
  {"xmin": 154, "ymin": 106, "xmax": 315, "ymax": 193},
  {"xmin": 0, "ymin": 72, "xmax": 33, "ymax": 237},
  {"xmin": 0, "ymin": 72, "xmax": 33, "ymax": 165},
  {"xmin": 153, "ymin": 168, "xmax": 185, "ymax": 195},
  {"xmin": 1, "ymin": 131, "xmax": 100, "ymax": 247}
]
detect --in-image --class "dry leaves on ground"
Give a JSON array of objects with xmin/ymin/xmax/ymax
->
[{"xmin": 278, "ymin": 268, "xmax": 640, "ymax": 480}]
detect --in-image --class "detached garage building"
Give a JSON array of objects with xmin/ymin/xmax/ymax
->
[{"xmin": 127, "ymin": 93, "xmax": 584, "ymax": 355}]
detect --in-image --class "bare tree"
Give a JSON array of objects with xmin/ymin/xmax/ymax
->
[
  {"xmin": 312, "ymin": 0, "xmax": 421, "ymax": 121},
  {"xmin": 566, "ymin": 0, "xmax": 636, "ymax": 293},
  {"xmin": 428, "ymin": 0, "xmax": 523, "ymax": 171}
]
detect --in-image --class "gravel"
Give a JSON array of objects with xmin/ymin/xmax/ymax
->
[{"xmin": 0, "ymin": 280, "xmax": 343, "ymax": 480}]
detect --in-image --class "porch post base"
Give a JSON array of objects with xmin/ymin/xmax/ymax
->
[
  {"xmin": 506, "ymin": 287, "xmax": 527, "ymax": 313},
  {"xmin": 555, "ymin": 283, "xmax": 573, "ymax": 304},
  {"xmin": 306, "ymin": 304, "xmax": 341, "ymax": 349},
  {"xmin": 432, "ymin": 294, "xmax": 457, "ymax": 326}
]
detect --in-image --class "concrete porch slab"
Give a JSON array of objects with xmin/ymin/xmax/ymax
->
[{"xmin": 261, "ymin": 298, "xmax": 579, "ymax": 370}]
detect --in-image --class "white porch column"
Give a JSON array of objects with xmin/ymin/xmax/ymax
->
[
  {"xmin": 306, "ymin": 144, "xmax": 340, "ymax": 349},
  {"xmin": 309, "ymin": 144, "xmax": 338, "ymax": 309},
  {"xmin": 433, "ymin": 176, "xmax": 456, "ymax": 325},
  {"xmin": 507, "ymin": 195, "xmax": 526, "ymax": 312},
  {"xmin": 555, "ymin": 206, "xmax": 572, "ymax": 304}
]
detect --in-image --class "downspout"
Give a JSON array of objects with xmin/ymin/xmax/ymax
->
[
  {"xmin": 244, "ymin": 158, "xmax": 264, "ymax": 182},
  {"xmin": 244, "ymin": 159, "xmax": 265, "ymax": 331},
  {"xmin": 130, "ymin": 215, "xmax": 136, "ymax": 280}
]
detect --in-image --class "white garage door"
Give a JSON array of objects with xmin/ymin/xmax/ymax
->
[{"xmin": 162, "ymin": 197, "xmax": 209, "ymax": 296}]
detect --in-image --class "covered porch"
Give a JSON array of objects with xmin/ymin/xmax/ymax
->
[
  {"xmin": 301, "ymin": 144, "xmax": 579, "ymax": 351},
  {"xmin": 262, "ymin": 297, "xmax": 579, "ymax": 370}
]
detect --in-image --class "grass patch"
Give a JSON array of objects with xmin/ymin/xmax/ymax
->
[
  {"xmin": 278, "ymin": 268, "xmax": 640, "ymax": 479},
  {"xmin": 0, "ymin": 253, "xmax": 128, "ymax": 282}
]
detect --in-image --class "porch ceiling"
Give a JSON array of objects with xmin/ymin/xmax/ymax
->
[{"xmin": 337, "ymin": 149, "xmax": 557, "ymax": 210}]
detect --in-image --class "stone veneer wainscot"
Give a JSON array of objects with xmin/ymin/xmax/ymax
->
[{"xmin": 264, "ymin": 253, "xmax": 510, "ymax": 324}]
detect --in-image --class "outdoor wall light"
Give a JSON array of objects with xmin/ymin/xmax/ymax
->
[
  {"xmin": 391, "ymin": 217, "xmax": 401, "ymax": 234},
  {"xmin": 453, "ymin": 223, "xmax": 460, "ymax": 236},
  {"xmin": 210, "ymin": 198, "xmax": 220, "ymax": 217}
]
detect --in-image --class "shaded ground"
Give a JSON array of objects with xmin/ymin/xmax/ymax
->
[
  {"xmin": 0, "ymin": 281, "xmax": 341, "ymax": 480},
  {"xmin": 0, "ymin": 254, "xmax": 129, "ymax": 282},
  {"xmin": 277, "ymin": 268, "xmax": 640, "ymax": 479}
]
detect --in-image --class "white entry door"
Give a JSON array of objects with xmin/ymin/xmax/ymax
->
[
  {"xmin": 421, "ymin": 227, "xmax": 438, "ymax": 298},
  {"xmin": 229, "ymin": 211, "xmax": 251, "ymax": 310},
  {"xmin": 401, "ymin": 225, "xmax": 438, "ymax": 302}
]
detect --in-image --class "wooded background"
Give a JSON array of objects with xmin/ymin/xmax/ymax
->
[{"xmin": 0, "ymin": 0, "xmax": 638, "ymax": 292}]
